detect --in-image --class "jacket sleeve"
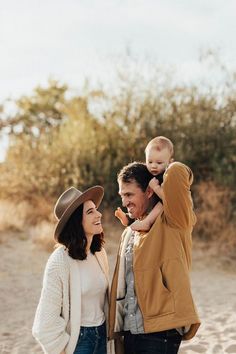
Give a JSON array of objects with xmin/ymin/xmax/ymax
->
[
  {"xmin": 162, "ymin": 162, "xmax": 196, "ymax": 229},
  {"xmin": 32, "ymin": 252, "xmax": 70, "ymax": 354}
]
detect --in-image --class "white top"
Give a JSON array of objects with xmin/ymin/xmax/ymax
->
[{"xmin": 79, "ymin": 251, "xmax": 108, "ymax": 326}]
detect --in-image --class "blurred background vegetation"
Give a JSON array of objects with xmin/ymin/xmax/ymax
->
[{"xmin": 0, "ymin": 58, "xmax": 235, "ymax": 256}]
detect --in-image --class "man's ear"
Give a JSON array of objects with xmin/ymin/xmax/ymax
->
[{"xmin": 146, "ymin": 186, "xmax": 154, "ymax": 199}]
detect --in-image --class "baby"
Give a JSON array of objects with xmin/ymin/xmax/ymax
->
[{"xmin": 115, "ymin": 136, "xmax": 174, "ymax": 231}]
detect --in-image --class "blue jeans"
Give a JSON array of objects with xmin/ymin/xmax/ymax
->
[
  {"xmin": 124, "ymin": 329, "xmax": 182, "ymax": 354},
  {"xmin": 73, "ymin": 322, "xmax": 107, "ymax": 354}
]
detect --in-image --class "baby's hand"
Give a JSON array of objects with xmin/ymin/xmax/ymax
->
[
  {"xmin": 149, "ymin": 177, "xmax": 160, "ymax": 191},
  {"xmin": 115, "ymin": 207, "xmax": 129, "ymax": 226}
]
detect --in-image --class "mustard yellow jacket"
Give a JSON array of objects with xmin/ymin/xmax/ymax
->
[{"xmin": 109, "ymin": 162, "xmax": 200, "ymax": 343}]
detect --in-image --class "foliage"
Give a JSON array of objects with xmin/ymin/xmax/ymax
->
[
  {"xmin": 0, "ymin": 69, "xmax": 236, "ymax": 211},
  {"xmin": 0, "ymin": 80, "xmax": 67, "ymax": 138}
]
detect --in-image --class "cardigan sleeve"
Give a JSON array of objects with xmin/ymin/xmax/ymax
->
[
  {"xmin": 101, "ymin": 247, "xmax": 109, "ymax": 277},
  {"xmin": 162, "ymin": 162, "xmax": 196, "ymax": 229},
  {"xmin": 32, "ymin": 251, "xmax": 70, "ymax": 354}
]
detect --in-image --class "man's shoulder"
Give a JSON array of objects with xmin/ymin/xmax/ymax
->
[
  {"xmin": 167, "ymin": 161, "xmax": 188, "ymax": 171},
  {"xmin": 165, "ymin": 161, "xmax": 192, "ymax": 178},
  {"xmin": 164, "ymin": 161, "xmax": 193, "ymax": 185}
]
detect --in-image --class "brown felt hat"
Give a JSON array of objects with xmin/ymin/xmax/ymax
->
[{"xmin": 54, "ymin": 185, "xmax": 104, "ymax": 240}]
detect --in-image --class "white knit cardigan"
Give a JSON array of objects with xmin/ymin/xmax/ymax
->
[{"xmin": 32, "ymin": 246, "xmax": 111, "ymax": 354}]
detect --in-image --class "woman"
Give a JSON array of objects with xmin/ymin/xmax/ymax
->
[{"xmin": 32, "ymin": 186, "xmax": 111, "ymax": 354}]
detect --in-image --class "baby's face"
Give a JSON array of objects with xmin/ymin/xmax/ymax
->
[{"xmin": 146, "ymin": 147, "xmax": 171, "ymax": 176}]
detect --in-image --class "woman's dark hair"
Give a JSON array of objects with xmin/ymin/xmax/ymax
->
[{"xmin": 57, "ymin": 203, "xmax": 104, "ymax": 260}]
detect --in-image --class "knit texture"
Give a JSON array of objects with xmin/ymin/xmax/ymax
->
[{"xmin": 32, "ymin": 246, "xmax": 109, "ymax": 354}]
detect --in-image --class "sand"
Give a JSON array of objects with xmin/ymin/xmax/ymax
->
[{"xmin": 0, "ymin": 232, "xmax": 236, "ymax": 354}]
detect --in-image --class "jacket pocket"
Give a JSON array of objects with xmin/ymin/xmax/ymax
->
[{"xmin": 135, "ymin": 266, "xmax": 175, "ymax": 318}]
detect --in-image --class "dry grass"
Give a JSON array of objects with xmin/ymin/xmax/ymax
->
[
  {"xmin": 101, "ymin": 209, "xmax": 123, "ymax": 271},
  {"xmin": 0, "ymin": 197, "xmax": 55, "ymax": 249},
  {"xmin": 194, "ymin": 181, "xmax": 230, "ymax": 240},
  {"xmin": 29, "ymin": 221, "xmax": 56, "ymax": 252},
  {"xmin": 0, "ymin": 200, "xmax": 32, "ymax": 233},
  {"xmin": 0, "ymin": 196, "xmax": 54, "ymax": 230},
  {"xmin": 0, "ymin": 185, "xmax": 235, "ymax": 258},
  {"xmin": 0, "ymin": 198, "xmax": 123, "ymax": 253},
  {"xmin": 194, "ymin": 181, "xmax": 236, "ymax": 256}
]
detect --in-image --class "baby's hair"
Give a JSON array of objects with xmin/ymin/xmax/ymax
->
[{"xmin": 145, "ymin": 136, "xmax": 174, "ymax": 157}]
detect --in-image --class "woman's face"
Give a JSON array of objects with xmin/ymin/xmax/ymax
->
[{"xmin": 82, "ymin": 200, "xmax": 103, "ymax": 238}]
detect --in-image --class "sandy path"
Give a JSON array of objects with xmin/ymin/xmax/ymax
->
[
  {"xmin": 0, "ymin": 232, "xmax": 48, "ymax": 354},
  {"xmin": 0, "ymin": 232, "xmax": 236, "ymax": 354},
  {"xmin": 179, "ymin": 257, "xmax": 236, "ymax": 354}
]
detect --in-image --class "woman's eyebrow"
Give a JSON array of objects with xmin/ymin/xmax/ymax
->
[{"xmin": 86, "ymin": 207, "xmax": 94, "ymax": 213}]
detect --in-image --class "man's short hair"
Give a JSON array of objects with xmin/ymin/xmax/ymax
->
[
  {"xmin": 145, "ymin": 136, "xmax": 174, "ymax": 157},
  {"xmin": 117, "ymin": 161, "xmax": 153, "ymax": 192}
]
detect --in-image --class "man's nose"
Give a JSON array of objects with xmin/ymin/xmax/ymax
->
[{"xmin": 121, "ymin": 197, "xmax": 128, "ymax": 207}]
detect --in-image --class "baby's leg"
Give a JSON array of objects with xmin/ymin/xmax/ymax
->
[
  {"xmin": 130, "ymin": 218, "xmax": 152, "ymax": 231},
  {"xmin": 115, "ymin": 207, "xmax": 129, "ymax": 226},
  {"xmin": 131, "ymin": 202, "xmax": 163, "ymax": 231}
]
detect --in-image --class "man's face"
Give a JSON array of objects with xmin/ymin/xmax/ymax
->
[{"xmin": 118, "ymin": 179, "xmax": 152, "ymax": 219}]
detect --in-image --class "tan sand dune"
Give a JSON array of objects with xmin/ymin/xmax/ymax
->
[{"xmin": 0, "ymin": 231, "xmax": 236, "ymax": 354}]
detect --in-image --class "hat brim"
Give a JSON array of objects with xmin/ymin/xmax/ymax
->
[{"xmin": 54, "ymin": 185, "xmax": 104, "ymax": 240}]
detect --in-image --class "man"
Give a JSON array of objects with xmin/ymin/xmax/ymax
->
[{"xmin": 109, "ymin": 161, "xmax": 200, "ymax": 354}]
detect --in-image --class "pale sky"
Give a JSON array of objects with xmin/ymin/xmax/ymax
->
[
  {"xmin": 0, "ymin": 0, "xmax": 235, "ymax": 100},
  {"xmin": 0, "ymin": 0, "xmax": 236, "ymax": 159}
]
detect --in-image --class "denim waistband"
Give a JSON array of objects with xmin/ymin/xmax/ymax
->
[
  {"xmin": 124, "ymin": 328, "xmax": 181, "ymax": 337},
  {"xmin": 80, "ymin": 321, "xmax": 106, "ymax": 334}
]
